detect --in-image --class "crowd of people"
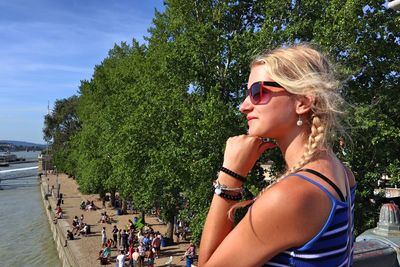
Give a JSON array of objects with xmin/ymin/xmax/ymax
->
[
  {"xmin": 70, "ymin": 198, "xmax": 196, "ymax": 266},
  {"xmin": 52, "ymin": 188, "xmax": 196, "ymax": 266},
  {"xmin": 98, "ymin": 218, "xmax": 164, "ymax": 267}
]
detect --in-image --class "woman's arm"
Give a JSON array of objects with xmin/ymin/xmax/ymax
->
[
  {"xmin": 198, "ymin": 172, "xmax": 242, "ymax": 263},
  {"xmin": 199, "ymin": 135, "xmax": 273, "ymax": 265}
]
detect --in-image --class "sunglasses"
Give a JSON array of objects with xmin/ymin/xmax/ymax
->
[{"xmin": 246, "ymin": 81, "xmax": 286, "ymax": 105}]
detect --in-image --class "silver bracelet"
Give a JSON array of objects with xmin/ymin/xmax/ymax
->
[{"xmin": 213, "ymin": 180, "xmax": 243, "ymax": 195}]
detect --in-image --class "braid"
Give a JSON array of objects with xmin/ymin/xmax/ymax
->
[{"xmin": 285, "ymin": 115, "xmax": 325, "ymax": 174}]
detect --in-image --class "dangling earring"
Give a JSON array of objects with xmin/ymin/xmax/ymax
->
[{"xmin": 296, "ymin": 116, "xmax": 303, "ymax": 127}]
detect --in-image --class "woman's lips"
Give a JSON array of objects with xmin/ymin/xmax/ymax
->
[{"xmin": 247, "ymin": 116, "xmax": 257, "ymax": 121}]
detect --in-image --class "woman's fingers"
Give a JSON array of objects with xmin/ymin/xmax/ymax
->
[
  {"xmin": 258, "ymin": 141, "xmax": 277, "ymax": 154},
  {"xmin": 222, "ymin": 135, "xmax": 277, "ymax": 176}
]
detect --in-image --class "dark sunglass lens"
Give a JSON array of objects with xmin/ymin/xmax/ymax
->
[{"xmin": 251, "ymin": 83, "xmax": 261, "ymax": 103}]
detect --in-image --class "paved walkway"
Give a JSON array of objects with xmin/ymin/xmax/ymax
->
[{"xmin": 42, "ymin": 172, "xmax": 195, "ymax": 267}]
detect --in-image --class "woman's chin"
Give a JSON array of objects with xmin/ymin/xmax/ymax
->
[{"xmin": 247, "ymin": 128, "xmax": 264, "ymax": 137}]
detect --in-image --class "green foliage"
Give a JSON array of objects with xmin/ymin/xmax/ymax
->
[
  {"xmin": 46, "ymin": 0, "xmax": 399, "ymax": 242},
  {"xmin": 42, "ymin": 95, "xmax": 80, "ymax": 172}
]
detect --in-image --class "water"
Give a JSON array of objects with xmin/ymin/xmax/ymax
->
[{"xmin": 0, "ymin": 151, "xmax": 61, "ymax": 267}]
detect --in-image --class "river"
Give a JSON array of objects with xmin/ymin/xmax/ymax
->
[{"xmin": 0, "ymin": 151, "xmax": 61, "ymax": 267}]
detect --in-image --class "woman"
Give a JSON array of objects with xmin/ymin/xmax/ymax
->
[{"xmin": 199, "ymin": 44, "xmax": 356, "ymax": 267}]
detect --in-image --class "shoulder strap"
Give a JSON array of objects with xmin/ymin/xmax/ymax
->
[
  {"xmin": 342, "ymin": 164, "xmax": 353, "ymax": 267},
  {"xmin": 298, "ymin": 168, "xmax": 346, "ymax": 202}
]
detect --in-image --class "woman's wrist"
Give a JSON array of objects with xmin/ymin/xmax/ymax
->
[
  {"xmin": 217, "ymin": 172, "xmax": 244, "ymax": 187},
  {"xmin": 221, "ymin": 164, "xmax": 248, "ymax": 177}
]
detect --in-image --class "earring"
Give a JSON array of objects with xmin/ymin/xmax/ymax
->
[{"xmin": 296, "ymin": 116, "xmax": 303, "ymax": 127}]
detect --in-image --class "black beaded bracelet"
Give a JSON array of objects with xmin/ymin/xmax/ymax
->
[
  {"xmin": 215, "ymin": 190, "xmax": 243, "ymax": 201},
  {"xmin": 219, "ymin": 166, "xmax": 246, "ymax": 183}
]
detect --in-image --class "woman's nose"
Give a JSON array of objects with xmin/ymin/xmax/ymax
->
[{"xmin": 239, "ymin": 96, "xmax": 252, "ymax": 114}]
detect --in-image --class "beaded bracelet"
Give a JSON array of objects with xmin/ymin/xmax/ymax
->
[
  {"xmin": 214, "ymin": 190, "xmax": 243, "ymax": 201},
  {"xmin": 219, "ymin": 166, "xmax": 246, "ymax": 183}
]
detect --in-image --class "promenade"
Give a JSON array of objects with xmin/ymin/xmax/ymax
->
[{"xmin": 41, "ymin": 172, "xmax": 194, "ymax": 267}]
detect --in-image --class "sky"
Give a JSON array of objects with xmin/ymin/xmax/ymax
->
[{"xmin": 0, "ymin": 0, "xmax": 164, "ymax": 144}]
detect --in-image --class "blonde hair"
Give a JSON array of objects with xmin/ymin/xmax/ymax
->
[{"xmin": 229, "ymin": 44, "xmax": 346, "ymax": 219}]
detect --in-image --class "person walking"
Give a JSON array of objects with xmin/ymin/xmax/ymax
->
[
  {"xmin": 181, "ymin": 243, "xmax": 195, "ymax": 267},
  {"xmin": 121, "ymin": 229, "xmax": 129, "ymax": 253},
  {"xmin": 115, "ymin": 249, "xmax": 126, "ymax": 267},
  {"xmin": 199, "ymin": 44, "xmax": 356, "ymax": 267},
  {"xmin": 151, "ymin": 232, "xmax": 161, "ymax": 258},
  {"xmin": 112, "ymin": 225, "xmax": 118, "ymax": 248},
  {"xmin": 117, "ymin": 229, "xmax": 122, "ymax": 249},
  {"xmin": 101, "ymin": 227, "xmax": 107, "ymax": 246}
]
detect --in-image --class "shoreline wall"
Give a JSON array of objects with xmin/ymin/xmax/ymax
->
[{"xmin": 39, "ymin": 176, "xmax": 81, "ymax": 267}]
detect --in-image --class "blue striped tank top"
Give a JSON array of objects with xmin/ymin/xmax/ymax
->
[{"xmin": 263, "ymin": 173, "xmax": 356, "ymax": 267}]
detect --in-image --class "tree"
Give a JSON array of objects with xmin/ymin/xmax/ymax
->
[{"xmin": 43, "ymin": 95, "xmax": 81, "ymax": 173}]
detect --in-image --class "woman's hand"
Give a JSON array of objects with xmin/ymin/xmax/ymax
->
[{"xmin": 222, "ymin": 135, "xmax": 277, "ymax": 178}]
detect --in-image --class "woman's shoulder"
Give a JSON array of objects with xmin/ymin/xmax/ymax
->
[{"xmin": 252, "ymin": 176, "xmax": 333, "ymax": 247}]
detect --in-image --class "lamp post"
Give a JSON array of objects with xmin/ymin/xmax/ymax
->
[
  {"xmin": 44, "ymin": 149, "xmax": 47, "ymax": 177},
  {"xmin": 45, "ymin": 101, "xmax": 50, "ymax": 177},
  {"xmin": 55, "ymin": 165, "xmax": 60, "ymax": 199}
]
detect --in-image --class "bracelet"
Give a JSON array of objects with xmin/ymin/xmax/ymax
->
[
  {"xmin": 219, "ymin": 166, "xmax": 246, "ymax": 183},
  {"xmin": 213, "ymin": 180, "xmax": 243, "ymax": 201},
  {"xmin": 214, "ymin": 190, "xmax": 243, "ymax": 201},
  {"xmin": 213, "ymin": 180, "xmax": 243, "ymax": 193}
]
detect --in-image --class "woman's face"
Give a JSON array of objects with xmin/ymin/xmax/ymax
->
[{"xmin": 240, "ymin": 64, "xmax": 297, "ymax": 139}]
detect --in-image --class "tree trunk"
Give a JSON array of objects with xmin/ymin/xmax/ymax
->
[
  {"xmin": 141, "ymin": 210, "xmax": 146, "ymax": 225},
  {"xmin": 121, "ymin": 200, "xmax": 127, "ymax": 215},
  {"xmin": 99, "ymin": 191, "xmax": 105, "ymax": 200},
  {"xmin": 110, "ymin": 191, "xmax": 116, "ymax": 207},
  {"xmin": 165, "ymin": 215, "xmax": 175, "ymax": 245}
]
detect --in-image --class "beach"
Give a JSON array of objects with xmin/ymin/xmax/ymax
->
[{"xmin": 40, "ymin": 171, "xmax": 195, "ymax": 266}]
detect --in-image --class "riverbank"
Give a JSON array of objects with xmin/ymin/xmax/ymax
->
[{"xmin": 40, "ymin": 172, "xmax": 195, "ymax": 267}]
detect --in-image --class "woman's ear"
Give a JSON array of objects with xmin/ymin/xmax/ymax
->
[{"xmin": 295, "ymin": 95, "xmax": 315, "ymax": 115}]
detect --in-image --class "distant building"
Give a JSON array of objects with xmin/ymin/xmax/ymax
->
[{"xmin": 38, "ymin": 153, "xmax": 52, "ymax": 172}]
